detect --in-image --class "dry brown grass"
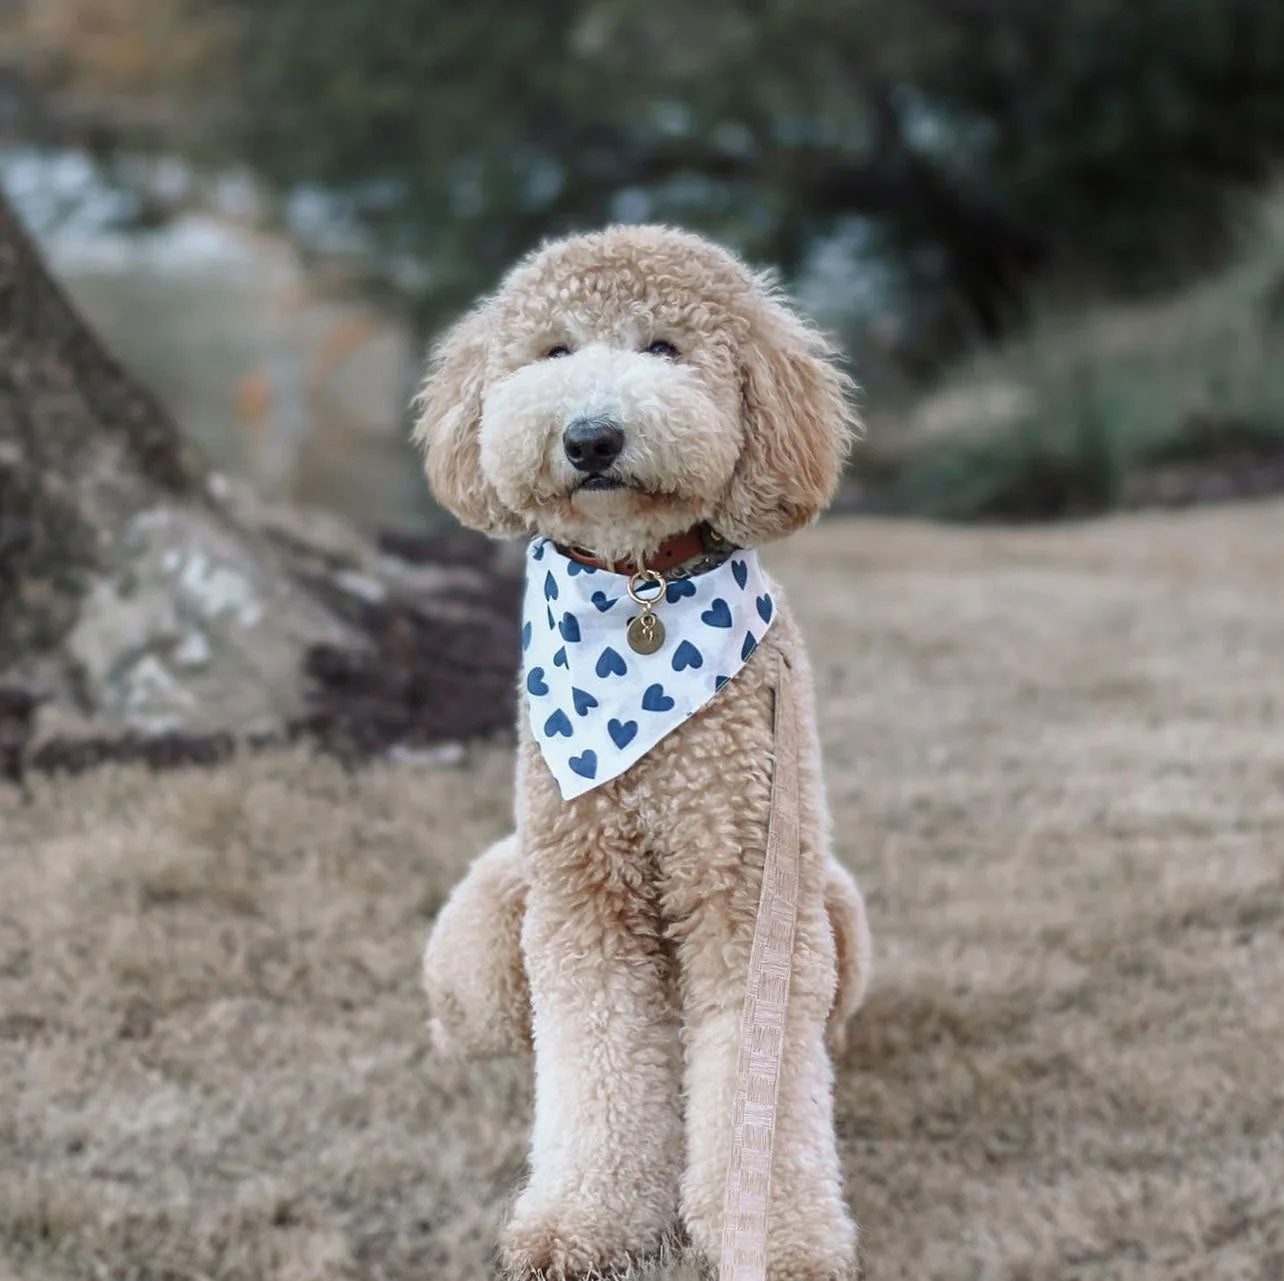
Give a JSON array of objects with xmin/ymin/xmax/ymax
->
[{"xmin": 3, "ymin": 500, "xmax": 1283, "ymax": 1281}]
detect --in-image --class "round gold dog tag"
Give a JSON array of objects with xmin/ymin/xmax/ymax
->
[
  {"xmin": 625, "ymin": 569, "xmax": 667, "ymax": 655},
  {"xmin": 627, "ymin": 612, "xmax": 665, "ymax": 655}
]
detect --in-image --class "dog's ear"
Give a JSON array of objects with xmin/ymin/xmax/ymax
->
[
  {"xmin": 713, "ymin": 280, "xmax": 858, "ymax": 546},
  {"xmin": 412, "ymin": 303, "xmax": 524, "ymax": 536}
]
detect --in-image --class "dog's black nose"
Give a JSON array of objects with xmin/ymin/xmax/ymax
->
[{"xmin": 563, "ymin": 417, "xmax": 624, "ymax": 473}]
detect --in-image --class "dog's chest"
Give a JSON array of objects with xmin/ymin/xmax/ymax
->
[{"xmin": 519, "ymin": 635, "xmax": 783, "ymax": 911}]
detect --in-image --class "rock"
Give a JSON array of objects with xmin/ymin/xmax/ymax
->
[
  {"xmin": 58, "ymin": 502, "xmax": 360, "ymax": 738},
  {"xmin": 13, "ymin": 479, "xmax": 522, "ymax": 774}
]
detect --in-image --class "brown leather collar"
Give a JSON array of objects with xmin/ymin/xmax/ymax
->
[{"xmin": 562, "ymin": 525, "xmax": 710, "ymax": 576}]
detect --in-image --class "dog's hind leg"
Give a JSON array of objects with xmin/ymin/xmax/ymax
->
[
  {"xmin": 824, "ymin": 856, "xmax": 872, "ymax": 1055},
  {"xmin": 422, "ymin": 834, "xmax": 531, "ymax": 1059}
]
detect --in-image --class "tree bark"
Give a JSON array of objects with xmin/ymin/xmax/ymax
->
[
  {"xmin": 0, "ymin": 190, "xmax": 202, "ymax": 666},
  {"xmin": 0, "ymin": 188, "xmax": 519, "ymax": 778}
]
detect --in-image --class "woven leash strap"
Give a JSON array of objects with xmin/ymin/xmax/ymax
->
[{"xmin": 719, "ymin": 652, "xmax": 801, "ymax": 1281}]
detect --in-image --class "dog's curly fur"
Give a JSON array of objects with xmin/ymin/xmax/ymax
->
[{"xmin": 415, "ymin": 225, "xmax": 872, "ymax": 1280}]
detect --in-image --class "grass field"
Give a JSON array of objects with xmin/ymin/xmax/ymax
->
[{"xmin": 3, "ymin": 500, "xmax": 1282, "ymax": 1281}]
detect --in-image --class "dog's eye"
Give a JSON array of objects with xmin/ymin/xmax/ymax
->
[
  {"xmin": 545, "ymin": 344, "xmax": 572, "ymax": 359},
  {"xmin": 644, "ymin": 339, "xmax": 679, "ymax": 359}
]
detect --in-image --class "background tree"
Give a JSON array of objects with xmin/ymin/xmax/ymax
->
[{"xmin": 227, "ymin": 0, "xmax": 1284, "ymax": 352}]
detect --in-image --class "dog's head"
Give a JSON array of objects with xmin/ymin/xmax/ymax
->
[{"xmin": 414, "ymin": 225, "xmax": 857, "ymax": 562}]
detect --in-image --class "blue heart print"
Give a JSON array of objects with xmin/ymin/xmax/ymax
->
[
  {"xmin": 672, "ymin": 639, "xmax": 703, "ymax": 671},
  {"xmin": 524, "ymin": 541, "xmax": 777, "ymax": 797},
  {"xmin": 608, "ymin": 718, "xmax": 638, "ymax": 748},
  {"xmin": 596, "ymin": 646, "xmax": 628, "ymax": 678},
  {"xmin": 642, "ymin": 683, "xmax": 675, "ymax": 712},
  {"xmin": 701, "ymin": 598, "xmax": 732, "ymax": 628},
  {"xmin": 568, "ymin": 750, "xmax": 598, "ymax": 779},
  {"xmin": 544, "ymin": 708, "xmax": 573, "ymax": 738}
]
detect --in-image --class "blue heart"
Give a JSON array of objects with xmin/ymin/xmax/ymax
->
[
  {"xmin": 559, "ymin": 612, "xmax": 581, "ymax": 643},
  {"xmin": 546, "ymin": 606, "xmax": 555, "ymax": 629},
  {"xmin": 544, "ymin": 571, "xmax": 558, "ymax": 601},
  {"xmin": 590, "ymin": 591, "xmax": 617, "ymax": 612},
  {"xmin": 571, "ymin": 686, "xmax": 598, "ymax": 716},
  {"xmin": 543, "ymin": 708, "xmax": 573, "ymax": 738},
  {"xmin": 665, "ymin": 578, "xmax": 696, "ymax": 603},
  {"xmin": 553, "ymin": 647, "xmax": 568, "ymax": 669},
  {"xmin": 741, "ymin": 631, "xmax": 757, "ymax": 660},
  {"xmin": 522, "ymin": 621, "xmax": 532, "ymax": 651},
  {"xmin": 526, "ymin": 667, "xmax": 548, "ymax": 696},
  {"xmin": 595, "ymin": 646, "xmax": 627, "ymax": 678},
  {"xmin": 532, "ymin": 541, "xmax": 546, "ymax": 560},
  {"xmin": 701, "ymin": 598, "xmax": 732, "ymax": 628},
  {"xmin": 568, "ymin": 749, "xmax": 597, "ymax": 779},
  {"xmin": 756, "ymin": 593, "xmax": 773, "ymax": 624},
  {"xmin": 672, "ymin": 640, "xmax": 703, "ymax": 672},
  {"xmin": 567, "ymin": 560, "xmax": 596, "ymax": 576},
  {"xmin": 608, "ymin": 718, "xmax": 638, "ymax": 748},
  {"xmin": 731, "ymin": 559, "xmax": 748, "ymax": 590},
  {"xmin": 642, "ymin": 683, "xmax": 675, "ymax": 712},
  {"xmin": 715, "ymin": 674, "xmax": 730, "ymax": 690}
]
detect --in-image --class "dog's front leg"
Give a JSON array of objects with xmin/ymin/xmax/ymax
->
[
  {"xmin": 658, "ymin": 673, "xmax": 858, "ymax": 1280},
  {"xmin": 678, "ymin": 887, "xmax": 856, "ymax": 1280},
  {"xmin": 500, "ymin": 805, "xmax": 683, "ymax": 1279}
]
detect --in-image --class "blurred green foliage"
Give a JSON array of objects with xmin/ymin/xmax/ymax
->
[
  {"xmin": 865, "ymin": 185, "xmax": 1284, "ymax": 519},
  {"xmin": 230, "ymin": 0, "xmax": 1284, "ymax": 347}
]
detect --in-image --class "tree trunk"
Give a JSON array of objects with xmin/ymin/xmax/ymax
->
[
  {"xmin": 0, "ymin": 189, "xmax": 202, "ymax": 660},
  {"xmin": 0, "ymin": 189, "xmax": 519, "ymax": 779}
]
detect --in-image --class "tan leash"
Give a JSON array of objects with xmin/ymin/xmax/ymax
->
[{"xmin": 719, "ymin": 651, "xmax": 801, "ymax": 1281}]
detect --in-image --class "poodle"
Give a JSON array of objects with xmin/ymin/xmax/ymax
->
[{"xmin": 414, "ymin": 225, "xmax": 871, "ymax": 1280}]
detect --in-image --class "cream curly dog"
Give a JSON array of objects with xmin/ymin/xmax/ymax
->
[{"xmin": 415, "ymin": 225, "xmax": 872, "ymax": 1280}]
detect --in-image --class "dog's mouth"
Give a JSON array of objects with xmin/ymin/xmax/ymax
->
[
  {"xmin": 576, "ymin": 474, "xmax": 629, "ymax": 493},
  {"xmin": 568, "ymin": 474, "xmax": 680, "ymax": 505}
]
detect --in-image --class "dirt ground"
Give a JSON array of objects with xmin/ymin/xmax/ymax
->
[{"xmin": 3, "ymin": 500, "xmax": 1282, "ymax": 1281}]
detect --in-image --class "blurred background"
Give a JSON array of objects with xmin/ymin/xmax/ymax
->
[
  {"xmin": 3, "ymin": 0, "xmax": 1283, "ymax": 530},
  {"xmin": 4, "ymin": 9, "xmax": 1284, "ymax": 1280}
]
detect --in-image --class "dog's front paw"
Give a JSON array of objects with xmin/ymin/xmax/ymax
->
[
  {"xmin": 499, "ymin": 1204, "xmax": 670, "ymax": 1279},
  {"xmin": 686, "ymin": 1211, "xmax": 857, "ymax": 1281},
  {"xmin": 689, "ymin": 1252, "xmax": 858, "ymax": 1281}
]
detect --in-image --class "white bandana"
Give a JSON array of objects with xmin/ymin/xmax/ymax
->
[{"xmin": 521, "ymin": 537, "xmax": 777, "ymax": 798}]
